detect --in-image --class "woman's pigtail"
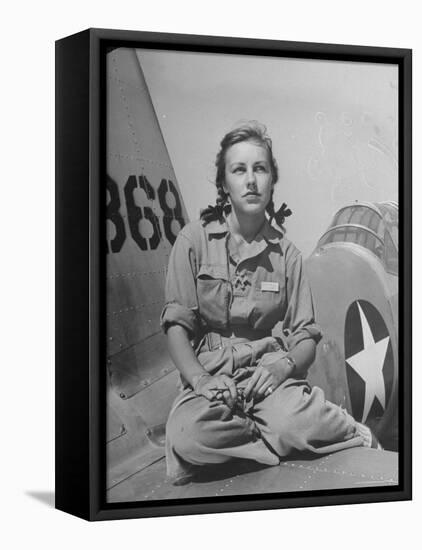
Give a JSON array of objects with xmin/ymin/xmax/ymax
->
[
  {"xmin": 267, "ymin": 194, "xmax": 292, "ymax": 233},
  {"xmin": 200, "ymin": 183, "xmax": 231, "ymax": 224},
  {"xmin": 266, "ymin": 195, "xmax": 276, "ymax": 224},
  {"xmin": 216, "ymin": 184, "xmax": 228, "ymax": 209}
]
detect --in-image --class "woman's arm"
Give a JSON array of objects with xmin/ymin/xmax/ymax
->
[
  {"xmin": 245, "ymin": 249, "xmax": 320, "ymax": 401},
  {"xmin": 286, "ymin": 338, "xmax": 316, "ymax": 378},
  {"xmin": 162, "ymin": 227, "xmax": 237, "ymax": 405},
  {"xmin": 166, "ymin": 324, "xmax": 207, "ymax": 387},
  {"xmin": 282, "ymin": 249, "xmax": 322, "ymax": 355}
]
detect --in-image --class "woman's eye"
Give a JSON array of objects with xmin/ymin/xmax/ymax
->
[
  {"xmin": 234, "ymin": 167, "xmax": 245, "ymax": 173},
  {"xmin": 255, "ymin": 165, "xmax": 268, "ymax": 172}
]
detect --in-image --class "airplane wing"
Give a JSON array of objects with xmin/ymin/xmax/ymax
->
[{"xmin": 107, "ymin": 448, "xmax": 398, "ymax": 502}]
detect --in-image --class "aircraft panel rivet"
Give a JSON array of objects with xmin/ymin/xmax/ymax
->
[{"xmin": 120, "ymin": 393, "xmax": 126, "ymax": 399}]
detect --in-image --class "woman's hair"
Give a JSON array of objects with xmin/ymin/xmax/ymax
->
[{"xmin": 201, "ymin": 121, "xmax": 291, "ymax": 229}]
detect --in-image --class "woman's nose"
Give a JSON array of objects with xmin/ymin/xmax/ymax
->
[{"xmin": 246, "ymin": 169, "xmax": 257, "ymax": 187}]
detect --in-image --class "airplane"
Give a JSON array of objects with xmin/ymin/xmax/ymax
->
[
  {"xmin": 106, "ymin": 47, "xmax": 399, "ymax": 503},
  {"xmin": 305, "ymin": 201, "xmax": 398, "ymax": 452}
]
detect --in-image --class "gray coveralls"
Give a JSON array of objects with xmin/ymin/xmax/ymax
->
[{"xmin": 161, "ymin": 218, "xmax": 364, "ymax": 481}]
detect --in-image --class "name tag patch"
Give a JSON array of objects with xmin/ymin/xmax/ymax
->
[{"xmin": 261, "ymin": 281, "xmax": 279, "ymax": 292}]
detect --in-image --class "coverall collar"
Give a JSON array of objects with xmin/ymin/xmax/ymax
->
[{"xmin": 204, "ymin": 216, "xmax": 283, "ymax": 245}]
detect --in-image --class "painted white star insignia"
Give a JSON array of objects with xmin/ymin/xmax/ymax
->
[{"xmin": 346, "ymin": 302, "xmax": 390, "ymax": 422}]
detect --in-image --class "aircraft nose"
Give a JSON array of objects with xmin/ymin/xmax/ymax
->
[{"xmin": 305, "ymin": 245, "xmax": 398, "ymax": 450}]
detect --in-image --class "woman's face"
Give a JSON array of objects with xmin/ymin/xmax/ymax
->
[{"xmin": 223, "ymin": 140, "xmax": 273, "ymax": 217}]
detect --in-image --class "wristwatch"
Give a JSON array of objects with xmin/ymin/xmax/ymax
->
[{"xmin": 284, "ymin": 355, "xmax": 296, "ymax": 375}]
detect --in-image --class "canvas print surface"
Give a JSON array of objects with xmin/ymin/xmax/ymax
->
[{"xmin": 105, "ymin": 47, "xmax": 399, "ymax": 503}]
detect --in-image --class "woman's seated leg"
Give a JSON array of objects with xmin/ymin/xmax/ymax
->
[
  {"xmin": 251, "ymin": 378, "xmax": 364, "ymax": 457},
  {"xmin": 166, "ymin": 392, "xmax": 279, "ymax": 480}
]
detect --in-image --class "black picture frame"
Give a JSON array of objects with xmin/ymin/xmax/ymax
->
[{"xmin": 55, "ymin": 28, "xmax": 412, "ymax": 521}]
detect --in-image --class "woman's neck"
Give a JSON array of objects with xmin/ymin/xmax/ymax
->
[{"xmin": 226, "ymin": 209, "xmax": 266, "ymax": 243}]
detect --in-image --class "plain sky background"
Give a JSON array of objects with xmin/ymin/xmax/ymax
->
[
  {"xmin": 138, "ymin": 50, "xmax": 397, "ymax": 255},
  {"xmin": 1, "ymin": 0, "xmax": 420, "ymax": 548}
]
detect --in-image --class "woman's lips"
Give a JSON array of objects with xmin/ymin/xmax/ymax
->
[{"xmin": 244, "ymin": 193, "xmax": 261, "ymax": 202}]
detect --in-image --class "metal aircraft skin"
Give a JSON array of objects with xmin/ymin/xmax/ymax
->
[
  {"xmin": 305, "ymin": 201, "xmax": 398, "ymax": 452},
  {"xmin": 106, "ymin": 48, "xmax": 398, "ymax": 503}
]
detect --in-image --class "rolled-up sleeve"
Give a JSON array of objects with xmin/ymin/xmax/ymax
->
[
  {"xmin": 160, "ymin": 232, "xmax": 200, "ymax": 336},
  {"xmin": 283, "ymin": 250, "xmax": 322, "ymax": 351}
]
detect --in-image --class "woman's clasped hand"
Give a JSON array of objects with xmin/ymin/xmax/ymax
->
[
  {"xmin": 192, "ymin": 372, "xmax": 238, "ymax": 409},
  {"xmin": 192, "ymin": 350, "xmax": 295, "ymax": 408},
  {"xmin": 244, "ymin": 353, "xmax": 294, "ymax": 402}
]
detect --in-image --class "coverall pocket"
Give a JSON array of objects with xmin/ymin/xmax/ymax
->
[{"xmin": 196, "ymin": 264, "xmax": 229, "ymax": 328}]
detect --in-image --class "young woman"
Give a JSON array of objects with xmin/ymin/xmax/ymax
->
[{"xmin": 160, "ymin": 122, "xmax": 378, "ymax": 484}]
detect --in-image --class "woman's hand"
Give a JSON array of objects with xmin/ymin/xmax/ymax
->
[
  {"xmin": 192, "ymin": 373, "xmax": 238, "ymax": 409},
  {"xmin": 244, "ymin": 352, "xmax": 294, "ymax": 402}
]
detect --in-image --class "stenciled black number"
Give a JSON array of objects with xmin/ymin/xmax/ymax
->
[
  {"xmin": 124, "ymin": 175, "xmax": 161, "ymax": 251},
  {"xmin": 158, "ymin": 179, "xmax": 185, "ymax": 245},
  {"xmin": 106, "ymin": 175, "xmax": 126, "ymax": 253}
]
